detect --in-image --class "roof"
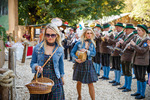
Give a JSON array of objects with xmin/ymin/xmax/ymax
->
[{"xmin": 99, "ymin": 13, "xmax": 131, "ymax": 24}]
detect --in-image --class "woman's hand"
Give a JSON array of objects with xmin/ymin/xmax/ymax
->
[
  {"xmin": 35, "ymin": 66, "xmax": 43, "ymax": 73},
  {"xmin": 61, "ymin": 77, "xmax": 64, "ymax": 85},
  {"xmin": 75, "ymin": 59, "xmax": 84, "ymax": 63},
  {"xmin": 80, "ymin": 49, "xmax": 87, "ymax": 52},
  {"xmin": 130, "ymin": 40, "xmax": 135, "ymax": 46}
]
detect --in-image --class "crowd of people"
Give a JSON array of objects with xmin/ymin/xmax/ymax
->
[{"xmin": 30, "ymin": 21, "xmax": 150, "ymax": 100}]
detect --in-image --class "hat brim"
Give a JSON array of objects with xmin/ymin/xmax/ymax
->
[
  {"xmin": 115, "ymin": 25, "xmax": 124, "ymax": 28},
  {"xmin": 95, "ymin": 26, "xmax": 102, "ymax": 29},
  {"xmin": 137, "ymin": 24, "xmax": 148, "ymax": 33},
  {"xmin": 103, "ymin": 25, "xmax": 110, "ymax": 29},
  {"xmin": 125, "ymin": 26, "xmax": 135, "ymax": 29}
]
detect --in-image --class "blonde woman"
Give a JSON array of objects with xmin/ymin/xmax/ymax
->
[
  {"xmin": 30, "ymin": 23, "xmax": 65, "ymax": 100},
  {"xmin": 71, "ymin": 28, "xmax": 97, "ymax": 100},
  {"xmin": 130, "ymin": 24, "xmax": 149, "ymax": 99}
]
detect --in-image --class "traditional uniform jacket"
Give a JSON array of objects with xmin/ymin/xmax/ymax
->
[
  {"xmin": 108, "ymin": 31, "xmax": 124, "ymax": 56},
  {"xmin": 100, "ymin": 30, "xmax": 114, "ymax": 54},
  {"xmin": 67, "ymin": 33, "xmax": 75, "ymax": 46},
  {"xmin": 132, "ymin": 36, "xmax": 150, "ymax": 66},
  {"xmin": 94, "ymin": 33, "xmax": 102, "ymax": 53},
  {"xmin": 120, "ymin": 32, "xmax": 135, "ymax": 62}
]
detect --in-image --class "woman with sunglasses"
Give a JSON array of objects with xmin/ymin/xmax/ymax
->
[
  {"xmin": 130, "ymin": 24, "xmax": 149, "ymax": 99},
  {"xmin": 71, "ymin": 28, "xmax": 97, "ymax": 100},
  {"xmin": 30, "ymin": 23, "xmax": 65, "ymax": 100}
]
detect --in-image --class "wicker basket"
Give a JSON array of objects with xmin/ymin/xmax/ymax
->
[{"xmin": 25, "ymin": 71, "xmax": 54, "ymax": 94}]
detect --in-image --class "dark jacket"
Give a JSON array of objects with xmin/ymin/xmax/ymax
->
[
  {"xmin": 108, "ymin": 31, "xmax": 124, "ymax": 56},
  {"xmin": 100, "ymin": 33, "xmax": 114, "ymax": 54},
  {"xmin": 95, "ymin": 33, "xmax": 102, "ymax": 53},
  {"xmin": 132, "ymin": 36, "xmax": 150, "ymax": 66},
  {"xmin": 62, "ymin": 39, "xmax": 68, "ymax": 48},
  {"xmin": 121, "ymin": 33, "xmax": 135, "ymax": 62}
]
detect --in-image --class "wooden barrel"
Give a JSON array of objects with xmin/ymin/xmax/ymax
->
[{"xmin": 0, "ymin": 40, "xmax": 5, "ymax": 68}]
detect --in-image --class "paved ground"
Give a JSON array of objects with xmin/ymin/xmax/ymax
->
[{"xmin": 3, "ymin": 59, "xmax": 150, "ymax": 100}]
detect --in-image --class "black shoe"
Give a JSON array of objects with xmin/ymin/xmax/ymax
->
[
  {"xmin": 109, "ymin": 80, "xmax": 116, "ymax": 83},
  {"xmin": 112, "ymin": 82, "xmax": 120, "ymax": 86},
  {"xmin": 118, "ymin": 86, "xmax": 126, "ymax": 89},
  {"xmin": 122, "ymin": 89, "xmax": 131, "ymax": 92},
  {"xmin": 104, "ymin": 78, "xmax": 109, "ymax": 80},
  {"xmin": 99, "ymin": 76, "xmax": 105, "ymax": 79},
  {"xmin": 97, "ymin": 74, "xmax": 100, "ymax": 76},
  {"xmin": 131, "ymin": 92, "xmax": 140, "ymax": 96},
  {"xmin": 135, "ymin": 95, "xmax": 145, "ymax": 99}
]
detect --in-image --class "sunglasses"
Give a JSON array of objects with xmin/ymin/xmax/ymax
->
[
  {"xmin": 86, "ymin": 32, "xmax": 92, "ymax": 34},
  {"xmin": 45, "ymin": 34, "xmax": 57, "ymax": 38}
]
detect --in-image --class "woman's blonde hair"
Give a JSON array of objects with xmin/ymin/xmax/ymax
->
[
  {"xmin": 42, "ymin": 23, "xmax": 63, "ymax": 47},
  {"xmin": 137, "ymin": 27, "xmax": 147, "ymax": 39},
  {"xmin": 80, "ymin": 28, "xmax": 96, "ymax": 47}
]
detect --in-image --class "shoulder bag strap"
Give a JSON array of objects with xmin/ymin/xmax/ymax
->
[{"xmin": 41, "ymin": 46, "xmax": 59, "ymax": 68}]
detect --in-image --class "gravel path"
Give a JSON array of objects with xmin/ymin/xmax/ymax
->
[{"xmin": 2, "ymin": 59, "xmax": 150, "ymax": 100}]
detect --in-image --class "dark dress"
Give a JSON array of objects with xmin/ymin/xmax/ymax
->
[
  {"xmin": 30, "ymin": 54, "xmax": 65, "ymax": 100},
  {"xmin": 73, "ymin": 60, "xmax": 98, "ymax": 84}
]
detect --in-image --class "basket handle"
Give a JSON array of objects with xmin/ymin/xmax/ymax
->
[
  {"xmin": 35, "ymin": 69, "xmax": 39, "ymax": 82},
  {"xmin": 35, "ymin": 69, "xmax": 44, "ymax": 82}
]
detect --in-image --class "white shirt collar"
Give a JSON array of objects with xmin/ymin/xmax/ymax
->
[{"xmin": 127, "ymin": 32, "xmax": 133, "ymax": 37}]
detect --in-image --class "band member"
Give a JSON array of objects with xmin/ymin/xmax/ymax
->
[
  {"xmin": 130, "ymin": 24, "xmax": 149, "ymax": 99},
  {"xmin": 99, "ymin": 23, "xmax": 113, "ymax": 80},
  {"xmin": 71, "ymin": 28, "xmax": 97, "ymax": 100},
  {"xmin": 67, "ymin": 28, "xmax": 75, "ymax": 61},
  {"xmin": 147, "ymin": 29, "xmax": 150, "ymax": 84},
  {"xmin": 62, "ymin": 35, "xmax": 69, "ymax": 59},
  {"xmin": 118, "ymin": 24, "xmax": 135, "ymax": 92},
  {"xmin": 30, "ymin": 23, "xmax": 65, "ymax": 100},
  {"xmin": 132, "ymin": 30, "xmax": 138, "ymax": 79},
  {"xmin": 93, "ymin": 24, "xmax": 103, "ymax": 76},
  {"xmin": 106, "ymin": 22, "xmax": 124, "ymax": 86}
]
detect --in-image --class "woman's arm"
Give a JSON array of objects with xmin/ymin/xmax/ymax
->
[
  {"xmin": 30, "ymin": 47, "xmax": 38, "ymax": 73},
  {"xmin": 133, "ymin": 43, "xmax": 149, "ymax": 54},
  {"xmin": 87, "ymin": 44, "xmax": 96, "ymax": 57},
  {"xmin": 59, "ymin": 49, "xmax": 65, "ymax": 78},
  {"xmin": 71, "ymin": 42, "xmax": 79, "ymax": 62}
]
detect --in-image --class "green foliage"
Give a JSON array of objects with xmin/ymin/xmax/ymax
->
[
  {"xmin": 18, "ymin": 0, "xmax": 125, "ymax": 26},
  {"xmin": 0, "ymin": 26, "xmax": 7, "ymax": 45},
  {"xmin": 123, "ymin": 0, "xmax": 150, "ymax": 24}
]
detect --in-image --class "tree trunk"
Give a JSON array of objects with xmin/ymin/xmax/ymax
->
[{"xmin": 0, "ymin": 40, "xmax": 5, "ymax": 68}]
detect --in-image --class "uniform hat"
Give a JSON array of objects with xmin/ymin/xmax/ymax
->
[
  {"xmin": 103, "ymin": 23, "xmax": 110, "ymax": 29},
  {"xmin": 125, "ymin": 24, "xmax": 135, "ymax": 29},
  {"xmin": 95, "ymin": 24, "xmax": 102, "ymax": 29},
  {"xmin": 133, "ymin": 30, "xmax": 137, "ymax": 34},
  {"xmin": 115, "ymin": 22, "xmax": 124, "ymax": 28},
  {"xmin": 137, "ymin": 24, "xmax": 148, "ymax": 33}
]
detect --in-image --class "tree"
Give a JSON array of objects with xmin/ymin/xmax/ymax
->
[
  {"xmin": 18, "ymin": 0, "xmax": 125, "ymax": 26},
  {"xmin": 122, "ymin": 0, "xmax": 150, "ymax": 25}
]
